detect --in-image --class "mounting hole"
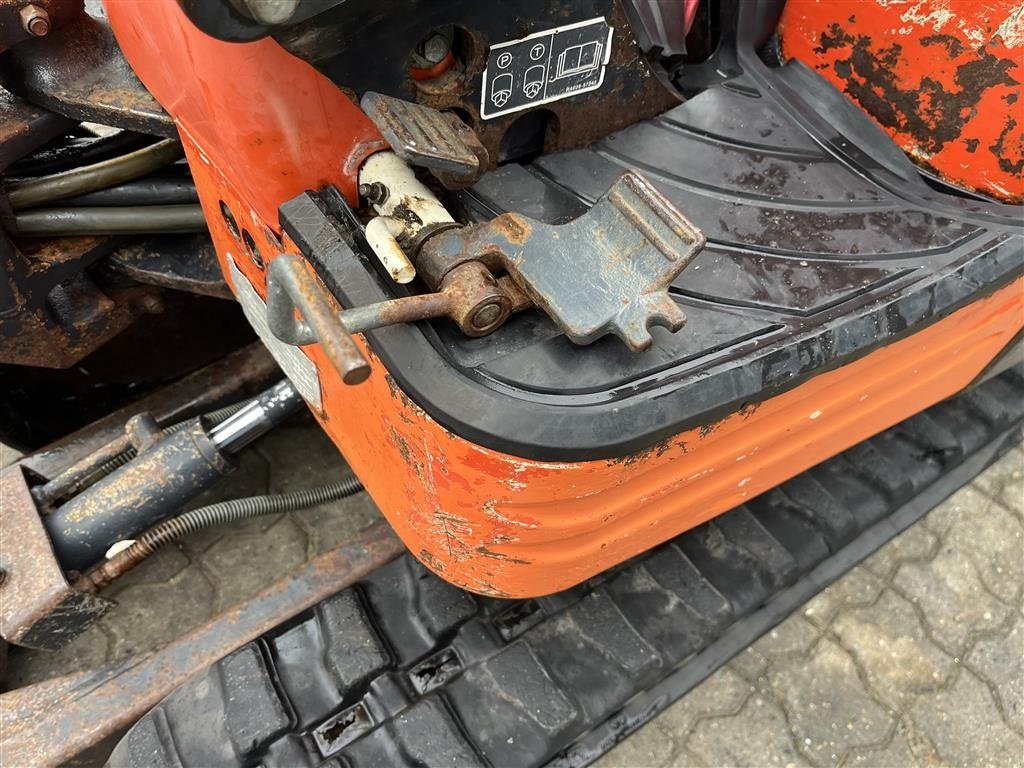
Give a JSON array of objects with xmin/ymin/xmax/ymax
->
[
  {"xmin": 242, "ymin": 229, "xmax": 263, "ymax": 269},
  {"xmin": 219, "ymin": 201, "xmax": 239, "ymax": 239},
  {"xmin": 498, "ymin": 109, "xmax": 559, "ymax": 164}
]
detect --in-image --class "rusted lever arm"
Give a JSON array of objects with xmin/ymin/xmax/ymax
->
[
  {"xmin": 267, "ymin": 255, "xmax": 472, "ymax": 386},
  {"xmin": 266, "ymin": 255, "xmax": 372, "ymax": 385}
]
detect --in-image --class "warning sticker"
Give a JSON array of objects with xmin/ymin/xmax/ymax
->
[{"xmin": 480, "ymin": 17, "xmax": 613, "ymax": 120}]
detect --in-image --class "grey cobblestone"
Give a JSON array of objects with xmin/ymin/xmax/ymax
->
[
  {"xmin": 893, "ymin": 546, "xmax": 1011, "ymax": 655},
  {"xmin": 685, "ymin": 693, "xmax": 811, "ymax": 768},
  {"xmin": 967, "ymin": 616, "xmax": 1024, "ymax": 736},
  {"xmin": 4, "ymin": 421, "xmax": 1023, "ymax": 767},
  {"xmin": 908, "ymin": 668, "xmax": 1024, "ymax": 768},
  {"xmin": 766, "ymin": 637, "xmax": 893, "ymax": 767},
  {"xmin": 831, "ymin": 589, "xmax": 952, "ymax": 710}
]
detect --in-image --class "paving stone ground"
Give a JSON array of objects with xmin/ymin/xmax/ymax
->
[{"xmin": 3, "ymin": 417, "xmax": 1022, "ymax": 768}]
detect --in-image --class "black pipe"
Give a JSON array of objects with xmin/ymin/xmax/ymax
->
[
  {"xmin": 75, "ymin": 478, "xmax": 365, "ymax": 592},
  {"xmin": 59, "ymin": 178, "xmax": 199, "ymax": 207},
  {"xmin": 12, "ymin": 204, "xmax": 207, "ymax": 236},
  {"xmin": 7, "ymin": 132, "xmax": 154, "ymax": 177},
  {"xmin": 6, "ymin": 139, "xmax": 184, "ymax": 210}
]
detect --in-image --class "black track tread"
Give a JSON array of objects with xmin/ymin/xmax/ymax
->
[{"xmin": 109, "ymin": 370, "xmax": 1024, "ymax": 768}]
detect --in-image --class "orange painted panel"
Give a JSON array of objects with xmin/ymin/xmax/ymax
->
[
  {"xmin": 193, "ymin": 120, "xmax": 1023, "ymax": 597},
  {"xmin": 105, "ymin": 0, "xmax": 386, "ymax": 226},
  {"xmin": 110, "ymin": 0, "xmax": 1024, "ymax": 598},
  {"xmin": 780, "ymin": 0, "xmax": 1024, "ymax": 203}
]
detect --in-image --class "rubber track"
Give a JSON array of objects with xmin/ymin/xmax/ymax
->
[{"xmin": 108, "ymin": 367, "xmax": 1024, "ymax": 768}]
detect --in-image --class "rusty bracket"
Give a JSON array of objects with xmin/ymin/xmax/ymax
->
[
  {"xmin": 422, "ymin": 171, "xmax": 706, "ymax": 351},
  {"xmin": 0, "ymin": 464, "xmax": 113, "ymax": 651}
]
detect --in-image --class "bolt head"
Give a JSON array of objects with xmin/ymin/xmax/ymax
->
[
  {"xmin": 471, "ymin": 302, "xmax": 503, "ymax": 330},
  {"xmin": 20, "ymin": 4, "xmax": 50, "ymax": 36},
  {"xmin": 421, "ymin": 33, "xmax": 451, "ymax": 64}
]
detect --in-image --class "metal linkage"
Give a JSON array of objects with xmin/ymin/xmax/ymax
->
[
  {"xmin": 422, "ymin": 171, "xmax": 707, "ymax": 351},
  {"xmin": 268, "ymin": 170, "xmax": 705, "ymax": 385}
]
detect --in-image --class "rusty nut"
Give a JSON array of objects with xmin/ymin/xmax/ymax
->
[{"xmin": 19, "ymin": 4, "xmax": 50, "ymax": 37}]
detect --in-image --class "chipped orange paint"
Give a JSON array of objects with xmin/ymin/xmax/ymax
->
[
  {"xmin": 780, "ymin": 0, "xmax": 1024, "ymax": 203},
  {"xmin": 319, "ymin": 273, "xmax": 1021, "ymax": 597},
  {"xmin": 192, "ymin": 131, "xmax": 1024, "ymax": 598},
  {"xmin": 111, "ymin": 0, "xmax": 1024, "ymax": 598}
]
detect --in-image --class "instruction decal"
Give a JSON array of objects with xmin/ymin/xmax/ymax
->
[{"xmin": 480, "ymin": 17, "xmax": 613, "ymax": 119}]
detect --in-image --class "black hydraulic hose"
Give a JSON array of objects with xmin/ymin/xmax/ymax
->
[
  {"xmin": 60, "ymin": 177, "xmax": 200, "ymax": 207},
  {"xmin": 142, "ymin": 478, "xmax": 365, "ymax": 550},
  {"xmin": 6, "ymin": 131, "xmax": 154, "ymax": 177},
  {"xmin": 6, "ymin": 138, "xmax": 184, "ymax": 210},
  {"xmin": 75, "ymin": 478, "xmax": 366, "ymax": 593},
  {"xmin": 12, "ymin": 204, "xmax": 207, "ymax": 236}
]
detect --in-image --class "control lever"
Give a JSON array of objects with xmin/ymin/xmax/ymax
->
[
  {"xmin": 267, "ymin": 171, "xmax": 705, "ymax": 385},
  {"xmin": 266, "ymin": 255, "xmax": 527, "ymax": 385}
]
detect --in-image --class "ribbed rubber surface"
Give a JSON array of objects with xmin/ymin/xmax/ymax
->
[{"xmin": 108, "ymin": 368, "xmax": 1024, "ymax": 768}]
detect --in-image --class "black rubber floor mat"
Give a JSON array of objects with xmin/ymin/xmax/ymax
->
[
  {"xmin": 107, "ymin": 367, "xmax": 1023, "ymax": 768},
  {"xmin": 295, "ymin": 55, "xmax": 1024, "ymax": 460}
]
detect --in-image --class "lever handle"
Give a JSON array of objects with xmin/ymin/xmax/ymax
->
[{"xmin": 266, "ymin": 255, "xmax": 371, "ymax": 385}]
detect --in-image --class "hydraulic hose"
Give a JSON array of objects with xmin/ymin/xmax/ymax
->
[
  {"xmin": 74, "ymin": 478, "xmax": 366, "ymax": 593},
  {"xmin": 12, "ymin": 204, "xmax": 207, "ymax": 236},
  {"xmin": 61, "ymin": 177, "xmax": 200, "ymax": 207},
  {"xmin": 6, "ymin": 138, "xmax": 184, "ymax": 210},
  {"xmin": 7, "ymin": 131, "xmax": 153, "ymax": 177}
]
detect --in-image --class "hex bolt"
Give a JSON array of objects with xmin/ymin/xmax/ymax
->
[
  {"xmin": 421, "ymin": 32, "xmax": 451, "ymax": 65},
  {"xmin": 20, "ymin": 4, "xmax": 50, "ymax": 36},
  {"xmin": 359, "ymin": 182, "xmax": 388, "ymax": 205}
]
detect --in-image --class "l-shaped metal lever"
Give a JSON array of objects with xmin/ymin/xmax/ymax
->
[{"xmin": 265, "ymin": 255, "xmax": 372, "ymax": 385}]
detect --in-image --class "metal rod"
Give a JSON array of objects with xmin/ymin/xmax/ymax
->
[
  {"xmin": 6, "ymin": 138, "xmax": 184, "ymax": 210},
  {"xmin": 12, "ymin": 204, "xmax": 207, "ymax": 236},
  {"xmin": 339, "ymin": 291, "xmax": 453, "ymax": 333},
  {"xmin": 209, "ymin": 379, "xmax": 304, "ymax": 453},
  {"xmin": 0, "ymin": 520, "xmax": 405, "ymax": 768}
]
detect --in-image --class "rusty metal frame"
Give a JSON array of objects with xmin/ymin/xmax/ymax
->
[
  {"xmin": 0, "ymin": 464, "xmax": 113, "ymax": 650},
  {"xmin": 0, "ymin": 520, "xmax": 405, "ymax": 767}
]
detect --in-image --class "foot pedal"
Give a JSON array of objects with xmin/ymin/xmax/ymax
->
[{"xmin": 360, "ymin": 92, "xmax": 487, "ymax": 187}]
